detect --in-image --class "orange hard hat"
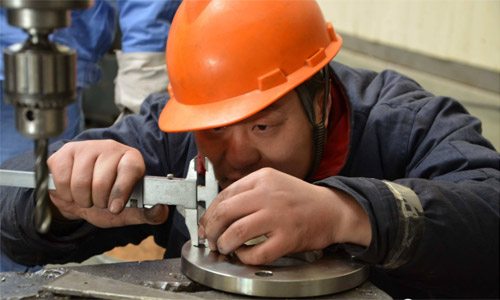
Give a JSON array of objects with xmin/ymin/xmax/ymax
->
[{"xmin": 159, "ymin": 0, "xmax": 342, "ymax": 132}]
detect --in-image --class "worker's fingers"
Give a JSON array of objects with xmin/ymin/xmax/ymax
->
[
  {"xmin": 201, "ymin": 190, "xmax": 260, "ymax": 251},
  {"xmin": 234, "ymin": 234, "xmax": 288, "ymax": 265},
  {"xmin": 47, "ymin": 140, "xmax": 150, "ymax": 227},
  {"xmin": 48, "ymin": 144, "xmax": 75, "ymax": 203},
  {"xmin": 216, "ymin": 210, "xmax": 271, "ymax": 255},
  {"xmin": 142, "ymin": 204, "xmax": 170, "ymax": 225},
  {"xmin": 91, "ymin": 151, "xmax": 121, "ymax": 209},
  {"xmin": 101, "ymin": 206, "xmax": 169, "ymax": 226},
  {"xmin": 70, "ymin": 148, "xmax": 97, "ymax": 208},
  {"xmin": 74, "ymin": 205, "xmax": 169, "ymax": 228},
  {"xmin": 107, "ymin": 149, "xmax": 145, "ymax": 214},
  {"xmin": 200, "ymin": 173, "xmax": 258, "ymax": 230},
  {"xmin": 49, "ymin": 195, "xmax": 83, "ymax": 221}
]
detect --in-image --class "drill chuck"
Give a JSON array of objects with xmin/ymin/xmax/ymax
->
[
  {"xmin": 3, "ymin": 39, "xmax": 76, "ymax": 139},
  {"xmin": 1, "ymin": 0, "xmax": 93, "ymax": 233}
]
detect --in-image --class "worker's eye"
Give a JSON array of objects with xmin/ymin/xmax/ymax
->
[
  {"xmin": 211, "ymin": 126, "xmax": 226, "ymax": 132},
  {"xmin": 253, "ymin": 124, "xmax": 270, "ymax": 132}
]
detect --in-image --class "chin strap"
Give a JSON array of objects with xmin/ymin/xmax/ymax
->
[{"xmin": 295, "ymin": 65, "xmax": 330, "ymax": 181}]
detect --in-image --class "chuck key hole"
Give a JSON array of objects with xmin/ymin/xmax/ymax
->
[{"xmin": 25, "ymin": 110, "xmax": 35, "ymax": 121}]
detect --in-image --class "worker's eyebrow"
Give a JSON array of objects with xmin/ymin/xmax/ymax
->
[
  {"xmin": 256, "ymin": 94, "xmax": 290, "ymax": 115},
  {"xmin": 253, "ymin": 102, "xmax": 285, "ymax": 119},
  {"xmin": 239, "ymin": 94, "xmax": 291, "ymax": 125}
]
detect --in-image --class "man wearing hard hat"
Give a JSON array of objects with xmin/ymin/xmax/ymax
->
[{"xmin": 1, "ymin": 1, "xmax": 498, "ymax": 298}]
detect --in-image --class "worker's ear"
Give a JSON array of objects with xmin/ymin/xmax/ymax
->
[{"xmin": 313, "ymin": 87, "xmax": 332, "ymax": 128}]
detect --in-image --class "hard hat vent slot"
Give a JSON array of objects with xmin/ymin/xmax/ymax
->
[
  {"xmin": 306, "ymin": 48, "xmax": 326, "ymax": 68},
  {"xmin": 327, "ymin": 23, "xmax": 337, "ymax": 42},
  {"xmin": 257, "ymin": 68, "xmax": 287, "ymax": 91},
  {"xmin": 168, "ymin": 83, "xmax": 175, "ymax": 99}
]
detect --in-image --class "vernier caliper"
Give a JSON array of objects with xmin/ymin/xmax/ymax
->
[{"xmin": 0, "ymin": 157, "xmax": 218, "ymax": 247}]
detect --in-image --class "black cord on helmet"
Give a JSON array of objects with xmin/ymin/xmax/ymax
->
[{"xmin": 295, "ymin": 65, "xmax": 330, "ymax": 181}]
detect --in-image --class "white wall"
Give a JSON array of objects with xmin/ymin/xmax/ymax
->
[{"xmin": 317, "ymin": 0, "xmax": 500, "ymax": 72}]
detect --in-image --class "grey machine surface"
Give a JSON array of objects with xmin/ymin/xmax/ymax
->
[{"xmin": 1, "ymin": 257, "xmax": 391, "ymax": 300}]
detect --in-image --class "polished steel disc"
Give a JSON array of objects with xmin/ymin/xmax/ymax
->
[{"xmin": 181, "ymin": 241, "xmax": 369, "ymax": 298}]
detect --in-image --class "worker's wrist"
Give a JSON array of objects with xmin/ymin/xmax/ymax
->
[
  {"xmin": 46, "ymin": 203, "xmax": 86, "ymax": 236},
  {"xmin": 324, "ymin": 187, "xmax": 372, "ymax": 247}
]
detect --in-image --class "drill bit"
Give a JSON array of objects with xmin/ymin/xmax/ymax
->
[
  {"xmin": 1, "ymin": 1, "xmax": 93, "ymax": 233},
  {"xmin": 33, "ymin": 139, "xmax": 52, "ymax": 234}
]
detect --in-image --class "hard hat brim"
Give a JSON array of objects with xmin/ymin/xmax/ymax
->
[{"xmin": 159, "ymin": 35, "xmax": 342, "ymax": 133}]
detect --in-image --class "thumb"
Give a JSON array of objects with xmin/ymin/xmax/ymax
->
[{"xmin": 143, "ymin": 204, "xmax": 169, "ymax": 225}]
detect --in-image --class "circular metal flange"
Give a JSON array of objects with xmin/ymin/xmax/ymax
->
[{"xmin": 181, "ymin": 241, "xmax": 369, "ymax": 298}]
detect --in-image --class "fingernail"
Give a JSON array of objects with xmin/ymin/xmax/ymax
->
[
  {"xmin": 208, "ymin": 241, "xmax": 217, "ymax": 252},
  {"xmin": 109, "ymin": 200, "xmax": 122, "ymax": 214},
  {"xmin": 143, "ymin": 205, "xmax": 167, "ymax": 224},
  {"xmin": 217, "ymin": 243, "xmax": 227, "ymax": 255},
  {"xmin": 198, "ymin": 225, "xmax": 205, "ymax": 239}
]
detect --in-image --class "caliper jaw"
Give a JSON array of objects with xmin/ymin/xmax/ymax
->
[
  {"xmin": 127, "ymin": 157, "xmax": 218, "ymax": 247},
  {"xmin": 185, "ymin": 157, "xmax": 218, "ymax": 247}
]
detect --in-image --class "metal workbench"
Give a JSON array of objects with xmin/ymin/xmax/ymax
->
[{"xmin": 1, "ymin": 258, "xmax": 391, "ymax": 300}]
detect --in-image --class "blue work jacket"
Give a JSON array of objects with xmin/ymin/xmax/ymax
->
[{"xmin": 1, "ymin": 62, "xmax": 498, "ymax": 298}]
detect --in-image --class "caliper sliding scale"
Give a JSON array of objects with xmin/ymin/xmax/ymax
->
[
  {"xmin": 0, "ymin": 157, "xmax": 369, "ymax": 298},
  {"xmin": 0, "ymin": 157, "xmax": 217, "ymax": 247}
]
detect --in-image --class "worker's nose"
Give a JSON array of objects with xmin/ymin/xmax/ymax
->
[{"xmin": 224, "ymin": 129, "xmax": 260, "ymax": 171}]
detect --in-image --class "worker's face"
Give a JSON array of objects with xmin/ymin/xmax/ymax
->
[{"xmin": 194, "ymin": 90, "xmax": 318, "ymax": 189}]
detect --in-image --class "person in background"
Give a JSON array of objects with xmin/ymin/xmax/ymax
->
[{"xmin": 114, "ymin": 0, "xmax": 180, "ymax": 118}]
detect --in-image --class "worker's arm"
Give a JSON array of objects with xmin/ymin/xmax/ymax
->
[
  {"xmin": 318, "ymin": 96, "xmax": 499, "ymax": 298},
  {"xmin": 200, "ymin": 63, "xmax": 500, "ymax": 298},
  {"xmin": 47, "ymin": 139, "xmax": 169, "ymax": 227},
  {"xmin": 0, "ymin": 94, "xmax": 196, "ymax": 266},
  {"xmin": 200, "ymin": 168, "xmax": 371, "ymax": 264}
]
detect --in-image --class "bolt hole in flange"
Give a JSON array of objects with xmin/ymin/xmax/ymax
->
[
  {"xmin": 255, "ymin": 270, "xmax": 273, "ymax": 277},
  {"xmin": 194, "ymin": 240, "xmax": 207, "ymax": 248}
]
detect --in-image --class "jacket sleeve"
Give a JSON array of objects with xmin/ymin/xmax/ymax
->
[
  {"xmin": 319, "ymin": 65, "xmax": 499, "ymax": 298},
  {"xmin": 116, "ymin": 0, "xmax": 180, "ymax": 53},
  {"xmin": 0, "ymin": 93, "xmax": 196, "ymax": 266},
  {"xmin": 113, "ymin": 0, "xmax": 181, "ymax": 113}
]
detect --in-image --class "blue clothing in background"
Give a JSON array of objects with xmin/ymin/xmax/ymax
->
[
  {"xmin": 0, "ymin": 0, "xmax": 182, "ymax": 164},
  {"xmin": 117, "ymin": 0, "xmax": 181, "ymax": 53},
  {"xmin": 0, "ymin": 0, "xmax": 116, "ymax": 164}
]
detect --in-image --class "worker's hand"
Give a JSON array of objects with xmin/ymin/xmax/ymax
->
[
  {"xmin": 47, "ymin": 140, "xmax": 169, "ymax": 228},
  {"xmin": 199, "ymin": 168, "xmax": 371, "ymax": 265}
]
